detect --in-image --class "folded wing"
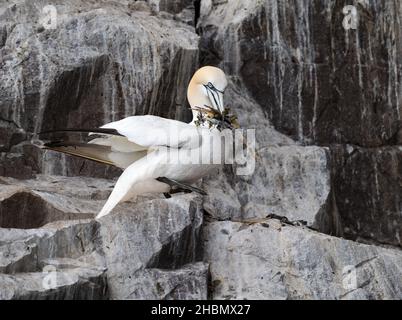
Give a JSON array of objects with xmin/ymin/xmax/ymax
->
[
  {"xmin": 41, "ymin": 115, "xmax": 201, "ymax": 169},
  {"xmin": 101, "ymin": 115, "xmax": 201, "ymax": 149}
]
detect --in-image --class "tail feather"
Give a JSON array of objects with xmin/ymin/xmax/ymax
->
[
  {"xmin": 42, "ymin": 140, "xmax": 147, "ymax": 169},
  {"xmin": 43, "ymin": 141, "xmax": 116, "ymax": 166},
  {"xmin": 39, "ymin": 128, "xmax": 123, "ymax": 136}
]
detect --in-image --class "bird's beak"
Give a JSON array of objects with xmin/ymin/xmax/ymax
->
[
  {"xmin": 208, "ymin": 89, "xmax": 225, "ymax": 113},
  {"xmin": 217, "ymin": 91, "xmax": 224, "ymax": 113}
]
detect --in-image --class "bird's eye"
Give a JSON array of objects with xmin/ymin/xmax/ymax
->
[{"xmin": 207, "ymin": 82, "xmax": 214, "ymax": 89}]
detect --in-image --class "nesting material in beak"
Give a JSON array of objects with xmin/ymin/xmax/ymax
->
[{"xmin": 191, "ymin": 106, "xmax": 240, "ymax": 131}]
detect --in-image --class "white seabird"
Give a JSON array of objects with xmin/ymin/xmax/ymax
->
[{"xmin": 42, "ymin": 66, "xmax": 230, "ymax": 219}]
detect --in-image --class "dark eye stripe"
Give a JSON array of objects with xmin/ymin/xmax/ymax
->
[{"xmin": 204, "ymin": 83, "xmax": 224, "ymax": 94}]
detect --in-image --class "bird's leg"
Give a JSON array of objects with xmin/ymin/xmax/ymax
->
[
  {"xmin": 169, "ymin": 188, "xmax": 193, "ymax": 195},
  {"xmin": 163, "ymin": 188, "xmax": 192, "ymax": 199},
  {"xmin": 156, "ymin": 177, "xmax": 207, "ymax": 196}
]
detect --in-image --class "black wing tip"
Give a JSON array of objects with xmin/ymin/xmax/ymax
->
[
  {"xmin": 38, "ymin": 128, "xmax": 123, "ymax": 136},
  {"xmin": 43, "ymin": 140, "xmax": 77, "ymax": 148}
]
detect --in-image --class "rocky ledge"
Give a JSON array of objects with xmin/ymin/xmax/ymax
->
[
  {"xmin": 0, "ymin": 0, "xmax": 401, "ymax": 300},
  {"xmin": 0, "ymin": 175, "xmax": 206, "ymax": 299}
]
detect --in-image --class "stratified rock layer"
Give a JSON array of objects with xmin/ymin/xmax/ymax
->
[
  {"xmin": 199, "ymin": 0, "xmax": 402, "ymax": 147},
  {"xmin": 0, "ymin": 0, "xmax": 198, "ymax": 178},
  {"xmin": 330, "ymin": 145, "xmax": 402, "ymax": 247},
  {"xmin": 0, "ymin": 0, "xmax": 401, "ymax": 300},
  {"xmin": 99, "ymin": 194, "xmax": 204, "ymax": 299},
  {"xmin": 0, "ymin": 218, "xmax": 108, "ymax": 300},
  {"xmin": 0, "ymin": 176, "xmax": 207, "ymax": 300},
  {"xmin": 203, "ymin": 146, "xmax": 331, "ymax": 229},
  {"xmin": 198, "ymin": 0, "xmax": 402, "ymax": 247},
  {"xmin": 205, "ymin": 219, "xmax": 402, "ymax": 300}
]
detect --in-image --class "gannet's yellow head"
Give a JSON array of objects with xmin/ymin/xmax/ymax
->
[{"xmin": 187, "ymin": 66, "xmax": 228, "ymax": 114}]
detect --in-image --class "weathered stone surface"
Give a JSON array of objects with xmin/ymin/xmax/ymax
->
[
  {"xmin": 203, "ymin": 79, "xmax": 333, "ymax": 229},
  {"xmin": 0, "ymin": 175, "xmax": 115, "ymax": 228},
  {"xmin": 147, "ymin": 0, "xmax": 194, "ymax": 15},
  {"xmin": 117, "ymin": 262, "xmax": 208, "ymax": 300},
  {"xmin": 330, "ymin": 145, "xmax": 402, "ymax": 247},
  {"xmin": 0, "ymin": 219, "xmax": 104, "ymax": 272},
  {"xmin": 0, "ymin": 152, "xmax": 34, "ymax": 179},
  {"xmin": 1, "ymin": 0, "xmax": 401, "ymax": 301},
  {"xmin": 198, "ymin": 0, "xmax": 402, "ymax": 147},
  {"xmin": 0, "ymin": 174, "xmax": 115, "ymax": 201},
  {"xmin": 0, "ymin": 216, "xmax": 108, "ymax": 300},
  {"xmin": 0, "ymin": 120, "xmax": 25, "ymax": 152},
  {"xmin": 0, "ymin": 187, "xmax": 94, "ymax": 229},
  {"xmin": 0, "ymin": 265, "xmax": 107, "ymax": 300},
  {"xmin": 0, "ymin": 174, "xmax": 206, "ymax": 300},
  {"xmin": 99, "ymin": 194, "xmax": 204, "ymax": 299},
  {"xmin": 223, "ymin": 79, "xmax": 296, "ymax": 148},
  {"xmin": 0, "ymin": 0, "xmax": 198, "ymax": 178},
  {"xmin": 203, "ymin": 146, "xmax": 332, "ymax": 229},
  {"xmin": 205, "ymin": 219, "xmax": 402, "ymax": 300},
  {"xmin": 0, "ymin": 175, "xmax": 206, "ymax": 300},
  {"xmin": 198, "ymin": 0, "xmax": 402, "ymax": 248}
]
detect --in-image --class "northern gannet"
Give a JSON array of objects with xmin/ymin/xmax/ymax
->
[{"xmin": 41, "ymin": 66, "xmax": 230, "ymax": 219}]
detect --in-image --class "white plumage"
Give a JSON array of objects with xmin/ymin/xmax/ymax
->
[{"xmin": 42, "ymin": 66, "xmax": 229, "ymax": 219}]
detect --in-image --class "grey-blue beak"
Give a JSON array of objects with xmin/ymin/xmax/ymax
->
[{"xmin": 205, "ymin": 84, "xmax": 224, "ymax": 113}]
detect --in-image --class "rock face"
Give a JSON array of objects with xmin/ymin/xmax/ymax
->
[
  {"xmin": 203, "ymin": 146, "xmax": 332, "ymax": 228},
  {"xmin": 330, "ymin": 145, "xmax": 402, "ymax": 247},
  {"xmin": 0, "ymin": 0, "xmax": 401, "ymax": 300},
  {"xmin": 115, "ymin": 263, "xmax": 208, "ymax": 300},
  {"xmin": 198, "ymin": 0, "xmax": 402, "ymax": 247},
  {"xmin": 199, "ymin": 0, "xmax": 402, "ymax": 147},
  {"xmin": 0, "ymin": 0, "xmax": 198, "ymax": 178},
  {"xmin": 202, "ymin": 79, "xmax": 333, "ymax": 231},
  {"xmin": 0, "ymin": 217, "xmax": 108, "ymax": 300},
  {"xmin": 99, "ymin": 194, "xmax": 205, "ymax": 299},
  {"xmin": 0, "ymin": 176, "xmax": 207, "ymax": 300},
  {"xmin": 205, "ymin": 219, "xmax": 402, "ymax": 300}
]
